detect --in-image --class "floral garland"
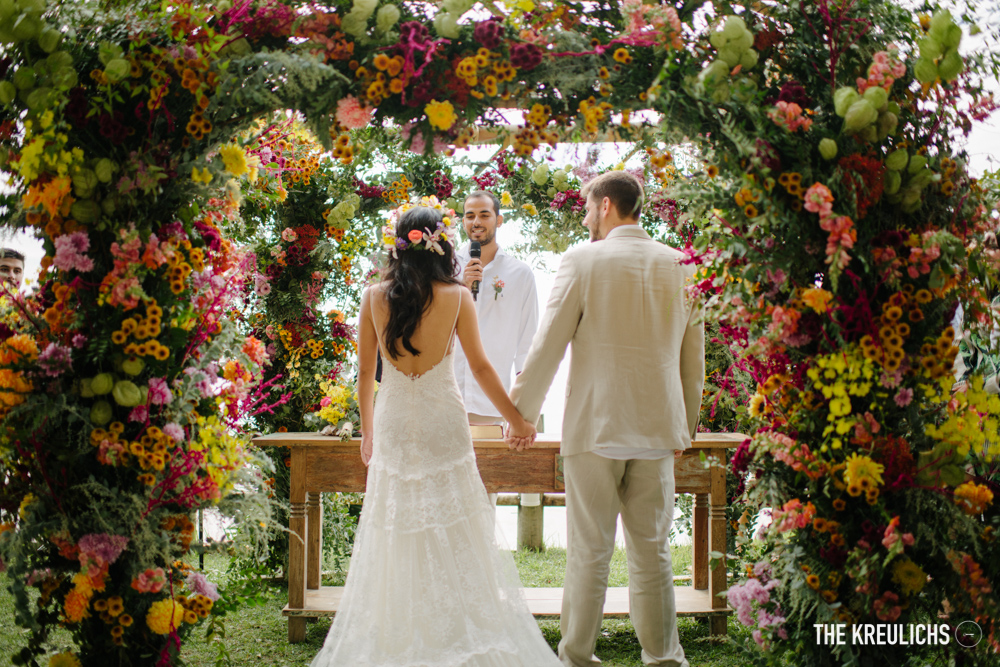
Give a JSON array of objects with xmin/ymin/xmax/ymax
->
[{"xmin": 380, "ymin": 195, "xmax": 458, "ymax": 258}]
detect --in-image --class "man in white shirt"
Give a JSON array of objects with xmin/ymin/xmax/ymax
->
[
  {"xmin": 511, "ymin": 171, "xmax": 703, "ymax": 667},
  {"xmin": 454, "ymin": 190, "xmax": 539, "ymax": 425}
]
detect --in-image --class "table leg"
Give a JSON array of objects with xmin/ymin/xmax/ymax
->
[
  {"xmin": 708, "ymin": 451, "xmax": 728, "ymax": 636},
  {"xmin": 307, "ymin": 492, "xmax": 322, "ymax": 590},
  {"xmin": 288, "ymin": 448, "xmax": 308, "ymax": 643},
  {"xmin": 692, "ymin": 493, "xmax": 709, "ymax": 590}
]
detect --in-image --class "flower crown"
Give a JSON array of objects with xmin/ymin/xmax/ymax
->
[{"xmin": 381, "ymin": 195, "xmax": 458, "ymax": 259}]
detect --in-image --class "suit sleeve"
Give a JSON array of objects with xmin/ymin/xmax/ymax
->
[
  {"xmin": 513, "ymin": 268, "xmax": 539, "ymax": 374},
  {"xmin": 510, "ymin": 252, "xmax": 583, "ymax": 425},
  {"xmin": 679, "ymin": 282, "xmax": 706, "ymax": 441}
]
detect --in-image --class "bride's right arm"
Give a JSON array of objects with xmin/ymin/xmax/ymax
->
[
  {"xmin": 358, "ymin": 287, "xmax": 378, "ymax": 464},
  {"xmin": 455, "ymin": 289, "xmax": 536, "ymax": 445}
]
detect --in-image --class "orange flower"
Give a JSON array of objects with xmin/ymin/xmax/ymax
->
[{"xmin": 954, "ymin": 481, "xmax": 994, "ymax": 515}]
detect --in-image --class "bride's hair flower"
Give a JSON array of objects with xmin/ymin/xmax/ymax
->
[{"xmin": 381, "ymin": 195, "xmax": 458, "ymax": 258}]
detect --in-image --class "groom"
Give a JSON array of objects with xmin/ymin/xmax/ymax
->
[{"xmin": 509, "ymin": 171, "xmax": 704, "ymax": 667}]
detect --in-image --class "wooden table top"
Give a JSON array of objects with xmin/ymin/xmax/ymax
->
[{"xmin": 253, "ymin": 431, "xmax": 746, "ymax": 450}]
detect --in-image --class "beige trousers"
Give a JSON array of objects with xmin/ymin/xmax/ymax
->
[{"xmin": 559, "ymin": 452, "xmax": 687, "ymax": 667}]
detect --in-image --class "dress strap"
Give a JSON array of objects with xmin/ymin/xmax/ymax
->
[{"xmin": 447, "ymin": 291, "xmax": 462, "ymax": 351}]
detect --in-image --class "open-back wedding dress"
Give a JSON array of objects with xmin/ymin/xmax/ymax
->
[{"xmin": 311, "ymin": 301, "xmax": 562, "ymax": 667}]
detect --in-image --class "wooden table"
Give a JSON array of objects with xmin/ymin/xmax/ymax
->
[{"xmin": 254, "ymin": 432, "xmax": 742, "ymax": 642}]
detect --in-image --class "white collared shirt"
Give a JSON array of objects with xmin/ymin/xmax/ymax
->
[{"xmin": 453, "ymin": 243, "xmax": 539, "ymax": 418}]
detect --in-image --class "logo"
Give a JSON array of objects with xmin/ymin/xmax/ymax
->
[{"xmin": 955, "ymin": 621, "xmax": 982, "ymax": 649}]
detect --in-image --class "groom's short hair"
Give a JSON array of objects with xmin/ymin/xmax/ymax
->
[{"xmin": 581, "ymin": 171, "xmax": 644, "ymax": 220}]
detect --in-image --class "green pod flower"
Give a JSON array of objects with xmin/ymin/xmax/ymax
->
[
  {"xmin": 833, "ymin": 87, "xmax": 859, "ymax": 117},
  {"xmin": 885, "ymin": 149, "xmax": 908, "ymax": 171},
  {"xmin": 90, "ymin": 400, "xmax": 113, "ymax": 426},
  {"xmin": 913, "ymin": 58, "xmax": 938, "ymax": 84},
  {"xmin": 907, "ymin": 154, "xmax": 927, "ymax": 174},
  {"xmin": 112, "ymin": 380, "xmax": 142, "ymax": 407},
  {"xmin": 818, "ymin": 138, "xmax": 838, "ymax": 160},
  {"xmin": 842, "ymin": 99, "xmax": 877, "ymax": 134},
  {"xmin": 884, "ymin": 170, "xmax": 902, "ymax": 195},
  {"xmin": 862, "ymin": 86, "xmax": 888, "ymax": 110},
  {"xmin": 938, "ymin": 50, "xmax": 963, "ymax": 81},
  {"xmin": 91, "ymin": 373, "xmax": 114, "ymax": 395}
]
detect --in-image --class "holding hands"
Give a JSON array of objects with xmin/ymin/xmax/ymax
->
[{"xmin": 505, "ymin": 416, "xmax": 537, "ymax": 452}]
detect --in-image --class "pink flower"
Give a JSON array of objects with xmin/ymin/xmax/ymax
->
[
  {"xmin": 894, "ymin": 387, "xmax": 914, "ymax": 407},
  {"xmin": 185, "ymin": 571, "xmax": 221, "ymax": 601},
  {"xmin": 281, "ymin": 228, "xmax": 297, "ymax": 242},
  {"xmin": 335, "ymin": 95, "xmax": 374, "ymax": 130},
  {"xmin": 255, "ymin": 273, "xmax": 271, "ymax": 297},
  {"xmin": 803, "ymin": 183, "xmax": 834, "ymax": 218},
  {"xmin": 874, "ymin": 591, "xmax": 902, "ymax": 621},
  {"xmin": 163, "ymin": 422, "xmax": 185, "ymax": 442},
  {"xmin": 132, "ymin": 567, "xmax": 166, "ymax": 593},
  {"xmin": 148, "ymin": 377, "xmax": 172, "ymax": 405},
  {"xmin": 767, "ymin": 101, "xmax": 813, "ymax": 133},
  {"xmin": 38, "ymin": 343, "xmax": 72, "ymax": 377},
  {"xmin": 128, "ymin": 405, "xmax": 148, "ymax": 422},
  {"xmin": 53, "ymin": 231, "xmax": 95, "ymax": 273}
]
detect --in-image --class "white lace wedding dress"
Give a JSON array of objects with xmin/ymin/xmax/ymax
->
[{"xmin": 311, "ymin": 315, "xmax": 562, "ymax": 667}]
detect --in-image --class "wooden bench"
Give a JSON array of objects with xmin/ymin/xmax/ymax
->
[{"xmin": 253, "ymin": 432, "xmax": 741, "ymax": 642}]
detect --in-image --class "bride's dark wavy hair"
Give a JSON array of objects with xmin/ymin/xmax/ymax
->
[{"xmin": 382, "ymin": 206, "xmax": 460, "ymax": 360}]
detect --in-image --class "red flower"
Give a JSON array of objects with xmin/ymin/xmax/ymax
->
[{"xmin": 838, "ymin": 154, "xmax": 885, "ymax": 219}]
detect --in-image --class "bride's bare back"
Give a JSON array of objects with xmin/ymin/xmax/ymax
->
[{"xmin": 368, "ymin": 282, "xmax": 464, "ymax": 378}]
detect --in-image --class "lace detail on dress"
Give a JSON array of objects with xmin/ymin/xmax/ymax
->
[{"xmin": 311, "ymin": 313, "xmax": 561, "ymax": 667}]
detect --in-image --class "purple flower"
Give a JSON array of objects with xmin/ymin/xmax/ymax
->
[
  {"xmin": 77, "ymin": 533, "xmax": 129, "ymax": 566},
  {"xmin": 473, "ymin": 19, "xmax": 504, "ymax": 50},
  {"xmin": 38, "ymin": 343, "xmax": 72, "ymax": 377},
  {"xmin": 510, "ymin": 42, "xmax": 543, "ymax": 70},
  {"xmin": 186, "ymin": 571, "xmax": 221, "ymax": 601}
]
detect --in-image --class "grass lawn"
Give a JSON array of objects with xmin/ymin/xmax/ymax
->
[{"xmin": 1, "ymin": 546, "xmax": 752, "ymax": 667}]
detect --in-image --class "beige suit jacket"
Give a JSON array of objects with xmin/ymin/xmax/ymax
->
[{"xmin": 510, "ymin": 225, "xmax": 705, "ymax": 457}]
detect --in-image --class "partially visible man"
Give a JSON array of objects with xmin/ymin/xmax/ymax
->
[
  {"xmin": 453, "ymin": 190, "xmax": 539, "ymax": 426},
  {"xmin": 510, "ymin": 171, "xmax": 704, "ymax": 667},
  {"xmin": 0, "ymin": 248, "xmax": 24, "ymax": 292}
]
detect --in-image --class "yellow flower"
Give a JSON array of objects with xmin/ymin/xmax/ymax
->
[
  {"xmin": 501, "ymin": 191, "xmax": 513, "ymax": 207},
  {"xmin": 425, "ymin": 99, "xmax": 457, "ymax": 131},
  {"xmin": 748, "ymin": 393, "xmax": 766, "ymax": 418},
  {"xmin": 891, "ymin": 558, "xmax": 927, "ymax": 596},
  {"xmin": 218, "ymin": 144, "xmax": 248, "ymax": 177},
  {"xmin": 613, "ymin": 48, "xmax": 632, "ymax": 64},
  {"xmin": 49, "ymin": 653, "xmax": 82, "ymax": 667},
  {"xmin": 521, "ymin": 203, "xmax": 538, "ymax": 216},
  {"xmin": 843, "ymin": 452, "xmax": 884, "ymax": 489},
  {"xmin": 146, "ymin": 598, "xmax": 185, "ymax": 635},
  {"xmin": 954, "ymin": 481, "xmax": 994, "ymax": 515},
  {"xmin": 191, "ymin": 167, "xmax": 213, "ymax": 184},
  {"xmin": 801, "ymin": 288, "xmax": 833, "ymax": 314}
]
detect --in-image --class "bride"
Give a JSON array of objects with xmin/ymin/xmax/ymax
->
[{"xmin": 311, "ymin": 201, "xmax": 562, "ymax": 666}]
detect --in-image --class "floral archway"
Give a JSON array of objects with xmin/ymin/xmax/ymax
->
[{"xmin": 0, "ymin": 1, "xmax": 998, "ymax": 665}]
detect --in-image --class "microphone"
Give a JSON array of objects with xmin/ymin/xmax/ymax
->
[{"xmin": 469, "ymin": 240, "xmax": 481, "ymax": 301}]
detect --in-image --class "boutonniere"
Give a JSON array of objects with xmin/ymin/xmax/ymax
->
[{"xmin": 492, "ymin": 275, "xmax": 504, "ymax": 300}]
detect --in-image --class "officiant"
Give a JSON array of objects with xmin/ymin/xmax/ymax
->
[{"xmin": 453, "ymin": 190, "xmax": 539, "ymax": 427}]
